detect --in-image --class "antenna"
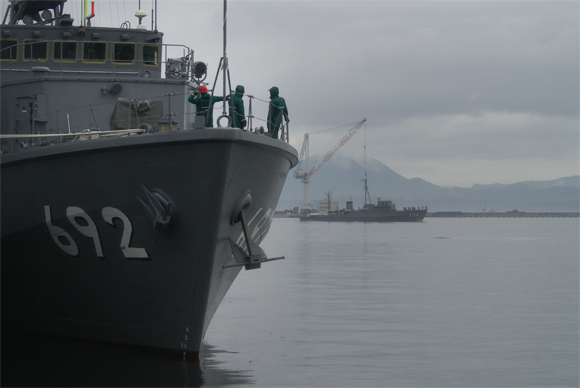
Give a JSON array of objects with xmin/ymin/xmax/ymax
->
[{"xmin": 362, "ymin": 124, "xmax": 372, "ymax": 207}]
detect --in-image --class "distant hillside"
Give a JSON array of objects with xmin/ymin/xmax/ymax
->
[
  {"xmin": 278, "ymin": 155, "xmax": 579, "ymax": 212},
  {"xmin": 471, "ymin": 176, "xmax": 580, "ymax": 190}
]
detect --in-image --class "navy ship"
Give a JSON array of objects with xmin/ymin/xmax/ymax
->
[
  {"xmin": 300, "ymin": 198, "xmax": 427, "ymax": 222},
  {"xmin": 1, "ymin": 0, "xmax": 297, "ymax": 360},
  {"xmin": 300, "ymin": 174, "xmax": 427, "ymax": 222}
]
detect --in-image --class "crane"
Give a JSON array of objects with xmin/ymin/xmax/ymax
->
[{"xmin": 293, "ymin": 119, "xmax": 367, "ymax": 210}]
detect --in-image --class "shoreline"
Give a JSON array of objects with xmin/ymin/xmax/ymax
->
[
  {"xmin": 426, "ymin": 211, "xmax": 579, "ymax": 218},
  {"xmin": 274, "ymin": 211, "xmax": 579, "ymax": 219}
]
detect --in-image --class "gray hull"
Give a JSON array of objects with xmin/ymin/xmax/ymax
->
[{"xmin": 1, "ymin": 129, "xmax": 297, "ymax": 360}]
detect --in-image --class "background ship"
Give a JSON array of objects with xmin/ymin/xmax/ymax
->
[
  {"xmin": 300, "ymin": 181, "xmax": 427, "ymax": 223},
  {"xmin": 300, "ymin": 196, "xmax": 427, "ymax": 222},
  {"xmin": 292, "ymin": 119, "xmax": 426, "ymax": 222},
  {"xmin": 1, "ymin": 0, "xmax": 297, "ymax": 360}
]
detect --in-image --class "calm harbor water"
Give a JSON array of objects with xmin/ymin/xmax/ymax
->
[{"xmin": 3, "ymin": 217, "xmax": 579, "ymax": 387}]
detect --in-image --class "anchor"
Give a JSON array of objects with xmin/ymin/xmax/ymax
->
[{"xmin": 225, "ymin": 191, "xmax": 284, "ymax": 270}]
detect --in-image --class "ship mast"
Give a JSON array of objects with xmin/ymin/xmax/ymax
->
[
  {"xmin": 222, "ymin": 0, "xmax": 228, "ymax": 117},
  {"xmin": 325, "ymin": 191, "xmax": 333, "ymax": 214},
  {"xmin": 207, "ymin": 0, "xmax": 234, "ymax": 127},
  {"xmin": 363, "ymin": 127, "xmax": 372, "ymax": 207}
]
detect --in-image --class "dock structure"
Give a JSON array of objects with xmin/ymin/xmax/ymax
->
[{"xmin": 275, "ymin": 210, "xmax": 579, "ymax": 218}]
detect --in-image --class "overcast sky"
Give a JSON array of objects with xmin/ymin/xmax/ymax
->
[{"xmin": 16, "ymin": 0, "xmax": 577, "ymax": 187}]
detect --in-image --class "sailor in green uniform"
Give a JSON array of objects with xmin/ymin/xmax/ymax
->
[
  {"xmin": 267, "ymin": 86, "xmax": 289, "ymax": 139},
  {"xmin": 229, "ymin": 85, "xmax": 247, "ymax": 129},
  {"xmin": 188, "ymin": 85, "xmax": 224, "ymax": 128}
]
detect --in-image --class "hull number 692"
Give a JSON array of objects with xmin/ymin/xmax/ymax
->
[{"xmin": 44, "ymin": 205, "xmax": 149, "ymax": 259}]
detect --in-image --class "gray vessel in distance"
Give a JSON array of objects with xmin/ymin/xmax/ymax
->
[
  {"xmin": 301, "ymin": 173, "xmax": 427, "ymax": 222},
  {"xmin": 300, "ymin": 197, "xmax": 427, "ymax": 222},
  {"xmin": 1, "ymin": 0, "xmax": 298, "ymax": 361}
]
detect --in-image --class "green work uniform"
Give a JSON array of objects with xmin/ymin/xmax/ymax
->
[
  {"xmin": 229, "ymin": 85, "xmax": 247, "ymax": 129},
  {"xmin": 267, "ymin": 86, "xmax": 288, "ymax": 139},
  {"xmin": 188, "ymin": 92, "xmax": 224, "ymax": 128}
]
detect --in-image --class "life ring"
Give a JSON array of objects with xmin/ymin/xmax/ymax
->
[{"xmin": 216, "ymin": 114, "xmax": 232, "ymax": 128}]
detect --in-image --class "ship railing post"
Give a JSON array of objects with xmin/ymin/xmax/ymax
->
[
  {"xmin": 127, "ymin": 100, "xmax": 131, "ymax": 130},
  {"xmin": 163, "ymin": 44, "xmax": 168, "ymax": 79},
  {"xmin": 58, "ymin": 41, "xmax": 63, "ymax": 75},
  {"xmin": 167, "ymin": 93, "xmax": 172, "ymax": 124},
  {"xmin": 247, "ymin": 94, "xmax": 254, "ymax": 132}
]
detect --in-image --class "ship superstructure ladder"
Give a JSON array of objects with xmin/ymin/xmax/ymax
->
[{"xmin": 293, "ymin": 118, "xmax": 366, "ymax": 210}]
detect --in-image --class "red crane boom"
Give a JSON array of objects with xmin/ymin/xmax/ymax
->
[
  {"xmin": 293, "ymin": 119, "xmax": 366, "ymax": 210},
  {"xmin": 306, "ymin": 118, "xmax": 366, "ymax": 178}
]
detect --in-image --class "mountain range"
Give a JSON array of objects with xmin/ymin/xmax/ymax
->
[{"xmin": 278, "ymin": 155, "xmax": 579, "ymax": 212}]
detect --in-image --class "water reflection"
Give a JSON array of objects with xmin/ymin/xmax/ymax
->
[
  {"xmin": 199, "ymin": 343, "xmax": 255, "ymax": 386},
  {"xmin": 2, "ymin": 330, "xmax": 253, "ymax": 387}
]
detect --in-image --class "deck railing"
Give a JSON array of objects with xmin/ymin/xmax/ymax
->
[{"xmin": 1, "ymin": 42, "xmax": 290, "ymax": 147}]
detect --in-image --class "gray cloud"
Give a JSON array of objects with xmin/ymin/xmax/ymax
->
[{"xmin": 66, "ymin": 0, "xmax": 579, "ymax": 186}]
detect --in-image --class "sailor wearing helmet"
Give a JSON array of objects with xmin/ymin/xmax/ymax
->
[{"xmin": 188, "ymin": 85, "xmax": 223, "ymax": 128}]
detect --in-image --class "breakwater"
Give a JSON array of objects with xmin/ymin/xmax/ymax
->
[{"xmin": 427, "ymin": 211, "xmax": 578, "ymax": 218}]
